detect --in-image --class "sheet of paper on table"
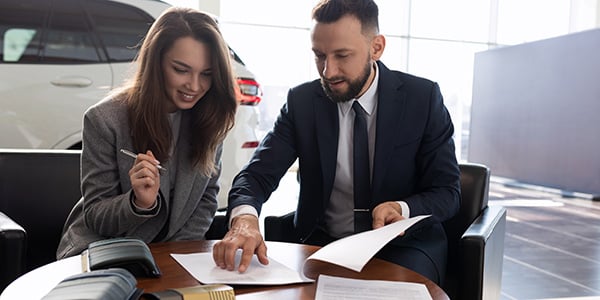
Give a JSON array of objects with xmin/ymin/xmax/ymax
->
[
  {"xmin": 315, "ymin": 275, "xmax": 433, "ymax": 300},
  {"xmin": 170, "ymin": 214, "xmax": 430, "ymax": 285},
  {"xmin": 171, "ymin": 251, "xmax": 313, "ymax": 285}
]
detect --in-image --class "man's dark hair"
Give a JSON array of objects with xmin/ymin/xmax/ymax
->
[{"xmin": 312, "ymin": 0, "xmax": 379, "ymax": 34}]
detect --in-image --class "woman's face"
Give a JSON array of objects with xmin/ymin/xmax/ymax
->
[{"xmin": 162, "ymin": 36, "xmax": 212, "ymax": 112}]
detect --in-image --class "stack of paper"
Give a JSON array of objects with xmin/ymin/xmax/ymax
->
[{"xmin": 315, "ymin": 275, "xmax": 432, "ymax": 300}]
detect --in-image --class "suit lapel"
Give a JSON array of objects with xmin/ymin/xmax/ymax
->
[
  {"xmin": 314, "ymin": 88, "xmax": 339, "ymax": 201},
  {"xmin": 372, "ymin": 62, "xmax": 406, "ymax": 199},
  {"xmin": 166, "ymin": 112, "xmax": 197, "ymax": 235}
]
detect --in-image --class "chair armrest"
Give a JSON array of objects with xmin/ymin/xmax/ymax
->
[
  {"xmin": 205, "ymin": 214, "xmax": 228, "ymax": 240},
  {"xmin": 0, "ymin": 212, "xmax": 27, "ymax": 291},
  {"xmin": 460, "ymin": 205, "xmax": 507, "ymax": 300},
  {"xmin": 264, "ymin": 211, "xmax": 297, "ymax": 243}
]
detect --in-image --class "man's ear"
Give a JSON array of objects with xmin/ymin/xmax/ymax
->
[{"xmin": 371, "ymin": 34, "xmax": 386, "ymax": 60}]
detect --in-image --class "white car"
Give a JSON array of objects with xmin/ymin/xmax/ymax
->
[{"xmin": 0, "ymin": 0, "xmax": 261, "ymax": 209}]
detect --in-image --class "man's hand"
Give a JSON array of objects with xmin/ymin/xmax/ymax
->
[
  {"xmin": 372, "ymin": 201, "xmax": 406, "ymax": 234},
  {"xmin": 212, "ymin": 214, "xmax": 269, "ymax": 273}
]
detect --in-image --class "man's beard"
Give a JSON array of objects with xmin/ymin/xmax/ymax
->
[{"xmin": 321, "ymin": 61, "xmax": 372, "ymax": 103}]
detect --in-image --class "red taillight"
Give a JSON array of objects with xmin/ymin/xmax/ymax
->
[
  {"xmin": 236, "ymin": 78, "xmax": 262, "ymax": 106},
  {"xmin": 241, "ymin": 141, "xmax": 259, "ymax": 148}
]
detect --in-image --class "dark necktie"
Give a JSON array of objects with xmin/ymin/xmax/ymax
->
[{"xmin": 352, "ymin": 101, "xmax": 371, "ymax": 233}]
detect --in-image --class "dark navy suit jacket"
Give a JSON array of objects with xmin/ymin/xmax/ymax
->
[{"xmin": 228, "ymin": 61, "xmax": 460, "ymax": 267}]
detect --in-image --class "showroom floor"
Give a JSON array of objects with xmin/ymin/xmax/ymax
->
[
  {"xmin": 259, "ymin": 170, "xmax": 600, "ymax": 300},
  {"xmin": 490, "ymin": 180, "xmax": 600, "ymax": 300}
]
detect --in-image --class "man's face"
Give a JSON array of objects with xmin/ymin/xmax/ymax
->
[{"xmin": 311, "ymin": 15, "xmax": 377, "ymax": 103}]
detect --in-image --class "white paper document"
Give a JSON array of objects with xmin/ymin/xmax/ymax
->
[
  {"xmin": 171, "ymin": 251, "xmax": 313, "ymax": 285},
  {"xmin": 315, "ymin": 275, "xmax": 433, "ymax": 300},
  {"xmin": 171, "ymin": 215, "xmax": 430, "ymax": 285},
  {"xmin": 306, "ymin": 214, "xmax": 431, "ymax": 272}
]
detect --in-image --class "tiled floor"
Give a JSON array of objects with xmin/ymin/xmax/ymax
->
[
  {"xmin": 262, "ymin": 170, "xmax": 600, "ymax": 300},
  {"xmin": 489, "ymin": 181, "xmax": 600, "ymax": 300}
]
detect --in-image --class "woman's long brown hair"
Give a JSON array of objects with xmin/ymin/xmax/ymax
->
[{"xmin": 118, "ymin": 7, "xmax": 237, "ymax": 176}]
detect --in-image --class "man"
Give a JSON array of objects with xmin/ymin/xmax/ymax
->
[{"xmin": 213, "ymin": 0, "xmax": 460, "ymax": 285}]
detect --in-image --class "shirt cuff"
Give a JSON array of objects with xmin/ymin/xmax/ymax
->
[
  {"xmin": 397, "ymin": 201, "xmax": 410, "ymax": 218},
  {"xmin": 229, "ymin": 205, "xmax": 259, "ymax": 228}
]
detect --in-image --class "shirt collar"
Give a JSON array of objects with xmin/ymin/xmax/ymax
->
[{"xmin": 340, "ymin": 62, "xmax": 379, "ymax": 116}]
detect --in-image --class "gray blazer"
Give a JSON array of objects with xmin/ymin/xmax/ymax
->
[{"xmin": 57, "ymin": 97, "xmax": 220, "ymax": 258}]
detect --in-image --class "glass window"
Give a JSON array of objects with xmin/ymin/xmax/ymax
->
[
  {"xmin": 220, "ymin": 23, "xmax": 314, "ymax": 88},
  {"xmin": 3, "ymin": 29, "xmax": 37, "ymax": 62},
  {"xmin": 496, "ymin": 0, "xmax": 570, "ymax": 44},
  {"xmin": 380, "ymin": 35, "xmax": 409, "ymax": 72},
  {"xmin": 407, "ymin": 39, "xmax": 488, "ymax": 160},
  {"xmin": 220, "ymin": 0, "xmax": 318, "ymax": 28},
  {"xmin": 210, "ymin": 0, "xmax": 582, "ymax": 161},
  {"xmin": 409, "ymin": 0, "xmax": 492, "ymax": 43},
  {"xmin": 44, "ymin": 0, "xmax": 100, "ymax": 63},
  {"xmin": 85, "ymin": 0, "xmax": 154, "ymax": 62},
  {"xmin": 378, "ymin": 0, "xmax": 411, "ymax": 36},
  {"xmin": 0, "ymin": 0, "xmax": 48, "ymax": 63},
  {"xmin": 569, "ymin": 0, "xmax": 598, "ymax": 32}
]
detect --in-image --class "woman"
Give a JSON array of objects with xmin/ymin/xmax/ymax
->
[{"xmin": 57, "ymin": 7, "xmax": 237, "ymax": 258}]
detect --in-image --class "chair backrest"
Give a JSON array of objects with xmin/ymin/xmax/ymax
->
[
  {"xmin": 0, "ymin": 149, "xmax": 81, "ymax": 272},
  {"xmin": 205, "ymin": 213, "xmax": 229, "ymax": 240},
  {"xmin": 444, "ymin": 162, "xmax": 490, "ymax": 246},
  {"xmin": 0, "ymin": 211, "xmax": 26, "ymax": 291},
  {"xmin": 442, "ymin": 162, "xmax": 491, "ymax": 297}
]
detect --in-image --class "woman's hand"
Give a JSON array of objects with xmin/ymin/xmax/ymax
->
[{"xmin": 128, "ymin": 150, "xmax": 161, "ymax": 208}]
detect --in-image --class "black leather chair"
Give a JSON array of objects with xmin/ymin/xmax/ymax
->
[
  {"xmin": 0, "ymin": 211, "xmax": 26, "ymax": 292},
  {"xmin": 264, "ymin": 162, "xmax": 507, "ymax": 300},
  {"xmin": 442, "ymin": 163, "xmax": 506, "ymax": 300},
  {"xmin": 0, "ymin": 148, "xmax": 231, "ymax": 286},
  {"xmin": 0, "ymin": 149, "xmax": 82, "ymax": 275},
  {"xmin": 205, "ymin": 212, "xmax": 229, "ymax": 240}
]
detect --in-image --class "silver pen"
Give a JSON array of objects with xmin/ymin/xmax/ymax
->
[{"xmin": 120, "ymin": 149, "xmax": 167, "ymax": 172}]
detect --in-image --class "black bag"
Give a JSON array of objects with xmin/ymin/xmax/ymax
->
[
  {"xmin": 83, "ymin": 238, "xmax": 161, "ymax": 278},
  {"xmin": 42, "ymin": 268, "xmax": 142, "ymax": 300}
]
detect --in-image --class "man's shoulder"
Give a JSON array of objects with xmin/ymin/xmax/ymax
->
[{"xmin": 285, "ymin": 79, "xmax": 326, "ymax": 108}]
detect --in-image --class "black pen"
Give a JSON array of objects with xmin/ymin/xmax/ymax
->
[{"xmin": 120, "ymin": 149, "xmax": 167, "ymax": 172}]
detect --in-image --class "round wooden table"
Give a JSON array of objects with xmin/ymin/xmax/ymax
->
[
  {"xmin": 1, "ymin": 240, "xmax": 449, "ymax": 300},
  {"xmin": 139, "ymin": 240, "xmax": 449, "ymax": 300}
]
